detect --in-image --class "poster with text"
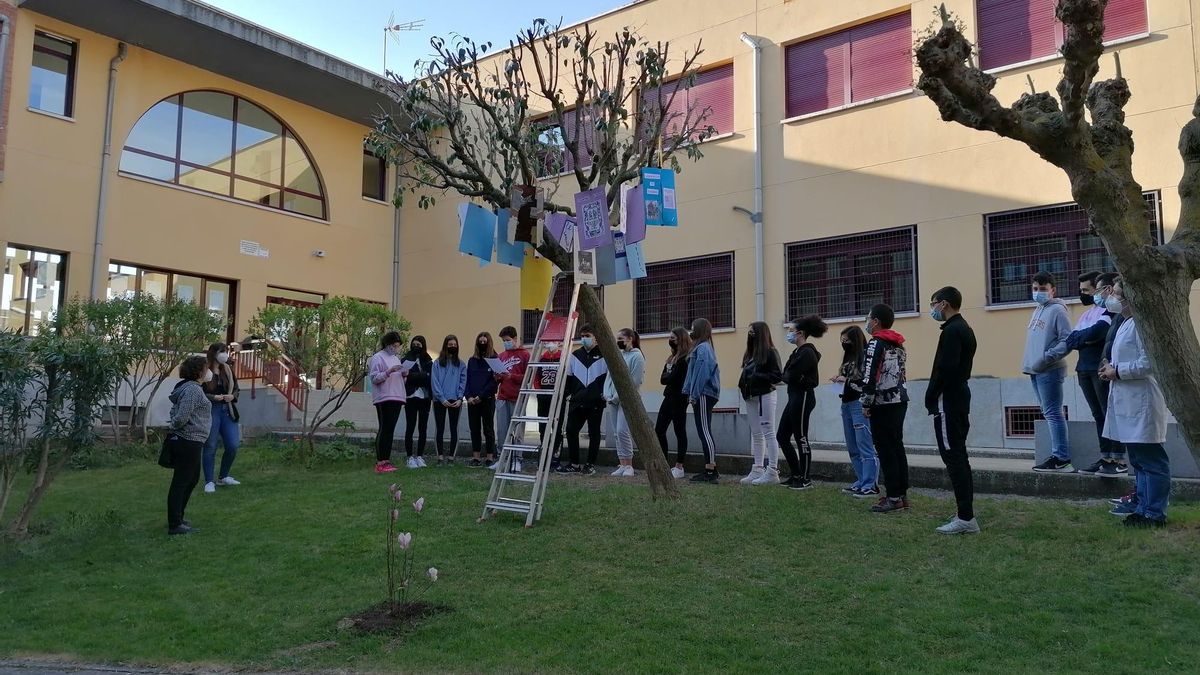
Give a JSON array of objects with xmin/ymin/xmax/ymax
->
[
  {"xmin": 641, "ymin": 167, "xmax": 678, "ymax": 227},
  {"xmin": 574, "ymin": 187, "xmax": 611, "ymax": 250}
]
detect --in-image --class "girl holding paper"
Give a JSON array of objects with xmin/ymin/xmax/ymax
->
[
  {"xmin": 368, "ymin": 331, "xmax": 409, "ymax": 474},
  {"xmin": 402, "ymin": 336, "xmax": 434, "ymax": 468},
  {"xmin": 465, "ymin": 332, "xmax": 500, "ymax": 468},
  {"xmin": 604, "ymin": 328, "xmax": 645, "ymax": 477}
]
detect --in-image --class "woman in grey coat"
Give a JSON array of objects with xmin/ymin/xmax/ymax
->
[{"xmin": 166, "ymin": 356, "xmax": 212, "ymax": 535}]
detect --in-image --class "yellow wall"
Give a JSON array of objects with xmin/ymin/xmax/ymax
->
[
  {"xmin": 398, "ymin": 0, "xmax": 1200, "ymax": 387},
  {"xmin": 0, "ymin": 9, "xmax": 395, "ymax": 338}
]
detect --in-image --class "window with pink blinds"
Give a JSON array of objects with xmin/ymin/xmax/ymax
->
[
  {"xmin": 978, "ymin": 0, "xmax": 1148, "ymax": 71},
  {"xmin": 641, "ymin": 64, "xmax": 734, "ymax": 141},
  {"xmin": 534, "ymin": 109, "xmax": 598, "ymax": 177},
  {"xmin": 785, "ymin": 11, "xmax": 912, "ymax": 118}
]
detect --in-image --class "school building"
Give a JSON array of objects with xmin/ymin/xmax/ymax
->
[{"xmin": 2, "ymin": 0, "xmax": 1199, "ymax": 457}]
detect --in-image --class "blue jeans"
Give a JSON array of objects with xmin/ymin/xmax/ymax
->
[
  {"xmin": 1127, "ymin": 443, "xmax": 1170, "ymax": 520},
  {"xmin": 203, "ymin": 405, "xmax": 241, "ymax": 483},
  {"xmin": 1031, "ymin": 370, "xmax": 1069, "ymax": 461},
  {"xmin": 841, "ymin": 400, "xmax": 878, "ymax": 489}
]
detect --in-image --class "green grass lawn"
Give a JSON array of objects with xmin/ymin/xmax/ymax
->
[{"xmin": 2, "ymin": 446, "xmax": 1199, "ymax": 674}]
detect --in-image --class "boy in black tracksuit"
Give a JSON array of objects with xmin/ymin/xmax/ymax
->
[
  {"xmin": 860, "ymin": 303, "xmax": 910, "ymax": 514},
  {"xmin": 926, "ymin": 287, "xmax": 979, "ymax": 534},
  {"xmin": 558, "ymin": 327, "xmax": 608, "ymax": 475}
]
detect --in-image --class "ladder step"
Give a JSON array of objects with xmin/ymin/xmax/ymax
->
[
  {"xmin": 518, "ymin": 389, "xmax": 555, "ymax": 396},
  {"xmin": 513, "ymin": 416, "xmax": 549, "ymax": 424},
  {"xmin": 504, "ymin": 443, "xmax": 542, "ymax": 454},
  {"xmin": 495, "ymin": 472, "xmax": 537, "ymax": 483},
  {"xmin": 485, "ymin": 499, "xmax": 533, "ymax": 514}
]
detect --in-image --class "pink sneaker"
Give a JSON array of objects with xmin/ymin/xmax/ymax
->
[{"xmin": 375, "ymin": 461, "xmax": 397, "ymax": 474}]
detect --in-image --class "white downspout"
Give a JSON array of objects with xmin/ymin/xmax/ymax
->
[
  {"xmin": 0, "ymin": 15, "xmax": 12, "ymax": 183},
  {"xmin": 390, "ymin": 166, "xmax": 402, "ymax": 311},
  {"xmin": 737, "ymin": 32, "xmax": 766, "ymax": 323},
  {"xmin": 90, "ymin": 42, "xmax": 128, "ymax": 300}
]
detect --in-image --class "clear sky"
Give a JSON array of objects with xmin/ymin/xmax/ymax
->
[{"xmin": 201, "ymin": 0, "xmax": 628, "ymax": 77}]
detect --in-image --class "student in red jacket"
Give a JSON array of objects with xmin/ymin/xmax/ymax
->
[{"xmin": 492, "ymin": 326, "xmax": 530, "ymax": 471}]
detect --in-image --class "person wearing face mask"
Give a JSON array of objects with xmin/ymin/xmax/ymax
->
[
  {"xmin": 558, "ymin": 326, "xmax": 608, "ymax": 475},
  {"xmin": 431, "ymin": 335, "xmax": 467, "ymax": 465},
  {"xmin": 465, "ymin": 332, "xmax": 500, "ymax": 468},
  {"xmin": 492, "ymin": 326, "xmax": 531, "ymax": 471},
  {"xmin": 683, "ymin": 318, "xmax": 722, "ymax": 483},
  {"xmin": 777, "ymin": 315, "xmax": 827, "ymax": 490},
  {"xmin": 1100, "ymin": 279, "xmax": 1171, "ymax": 528},
  {"xmin": 535, "ymin": 341, "xmax": 567, "ymax": 469},
  {"xmin": 831, "ymin": 325, "xmax": 878, "ymax": 497},
  {"xmin": 369, "ymin": 331, "xmax": 409, "ymax": 474},
  {"xmin": 201, "ymin": 342, "xmax": 241, "ymax": 494},
  {"xmin": 738, "ymin": 321, "xmax": 784, "ymax": 485},
  {"xmin": 1065, "ymin": 271, "xmax": 1127, "ymax": 477},
  {"xmin": 165, "ymin": 356, "xmax": 212, "ymax": 535},
  {"xmin": 402, "ymin": 336, "xmax": 434, "ymax": 469},
  {"xmin": 925, "ymin": 287, "xmax": 980, "ymax": 534},
  {"xmin": 1097, "ymin": 272, "xmax": 1137, "ymax": 507},
  {"xmin": 861, "ymin": 304, "xmax": 911, "ymax": 514},
  {"xmin": 1024, "ymin": 271, "xmax": 1075, "ymax": 473},
  {"xmin": 603, "ymin": 328, "xmax": 646, "ymax": 477},
  {"xmin": 656, "ymin": 327, "xmax": 693, "ymax": 479}
]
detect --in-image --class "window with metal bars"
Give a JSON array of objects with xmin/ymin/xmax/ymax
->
[
  {"xmin": 635, "ymin": 253, "xmax": 734, "ymax": 335},
  {"xmin": 521, "ymin": 275, "xmax": 604, "ymax": 345},
  {"xmin": 985, "ymin": 192, "xmax": 1161, "ymax": 306},
  {"xmin": 785, "ymin": 227, "xmax": 917, "ymax": 321},
  {"xmin": 1005, "ymin": 405, "xmax": 1070, "ymax": 438},
  {"xmin": 639, "ymin": 63, "xmax": 734, "ymax": 143}
]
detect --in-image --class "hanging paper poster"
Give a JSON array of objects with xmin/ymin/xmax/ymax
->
[
  {"xmin": 641, "ymin": 167, "xmax": 678, "ymax": 227},
  {"xmin": 575, "ymin": 247, "xmax": 598, "ymax": 286},
  {"xmin": 625, "ymin": 240, "xmax": 647, "ymax": 280},
  {"xmin": 546, "ymin": 212, "xmax": 576, "ymax": 253},
  {"xmin": 494, "ymin": 209, "xmax": 526, "ymax": 268},
  {"xmin": 623, "ymin": 184, "xmax": 647, "ymax": 244},
  {"xmin": 574, "ymin": 186, "xmax": 611, "ymax": 250},
  {"xmin": 660, "ymin": 169, "xmax": 677, "ymax": 226},
  {"xmin": 458, "ymin": 203, "xmax": 495, "ymax": 261},
  {"xmin": 593, "ymin": 244, "xmax": 617, "ymax": 286},
  {"xmin": 511, "ymin": 185, "xmax": 545, "ymax": 245},
  {"xmin": 520, "ymin": 248, "xmax": 553, "ymax": 309},
  {"xmin": 613, "ymin": 231, "xmax": 630, "ymax": 283}
]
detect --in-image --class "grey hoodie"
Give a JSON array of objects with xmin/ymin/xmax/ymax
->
[
  {"xmin": 1022, "ymin": 298, "xmax": 1072, "ymax": 374},
  {"xmin": 169, "ymin": 380, "xmax": 212, "ymax": 443}
]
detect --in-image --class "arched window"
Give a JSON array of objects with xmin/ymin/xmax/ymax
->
[{"xmin": 119, "ymin": 91, "xmax": 327, "ymax": 219}]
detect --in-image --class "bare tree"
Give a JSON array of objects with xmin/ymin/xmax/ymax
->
[
  {"xmin": 372, "ymin": 20, "xmax": 719, "ymax": 498},
  {"xmin": 915, "ymin": 0, "xmax": 1200, "ymax": 462}
]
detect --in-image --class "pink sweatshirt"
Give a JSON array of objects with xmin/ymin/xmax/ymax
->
[{"xmin": 368, "ymin": 350, "xmax": 408, "ymax": 404}]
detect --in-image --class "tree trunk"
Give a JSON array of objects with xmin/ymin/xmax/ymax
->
[
  {"xmin": 577, "ymin": 285, "xmax": 679, "ymax": 499},
  {"xmin": 8, "ymin": 441, "xmax": 69, "ymax": 537},
  {"xmin": 140, "ymin": 376, "xmax": 170, "ymax": 444}
]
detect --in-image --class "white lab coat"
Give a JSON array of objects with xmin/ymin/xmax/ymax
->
[{"xmin": 1102, "ymin": 317, "xmax": 1167, "ymax": 444}]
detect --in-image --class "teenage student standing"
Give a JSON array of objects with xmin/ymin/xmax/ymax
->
[
  {"xmin": 738, "ymin": 321, "xmax": 783, "ymax": 485},
  {"xmin": 558, "ymin": 326, "xmax": 608, "ymax": 475},
  {"xmin": 683, "ymin": 318, "xmax": 722, "ymax": 483},
  {"xmin": 1067, "ymin": 272, "xmax": 1126, "ymax": 476},
  {"xmin": 465, "ymin": 332, "xmax": 500, "ymax": 468},
  {"xmin": 861, "ymin": 304, "xmax": 911, "ymax": 514},
  {"xmin": 165, "ymin": 356, "xmax": 211, "ymax": 535},
  {"xmin": 777, "ymin": 315, "xmax": 827, "ymax": 490},
  {"xmin": 832, "ymin": 325, "xmax": 879, "ymax": 497},
  {"xmin": 493, "ymin": 326, "xmax": 531, "ymax": 470},
  {"xmin": 402, "ymin": 336, "xmax": 434, "ymax": 469},
  {"xmin": 1025, "ymin": 271, "xmax": 1074, "ymax": 473},
  {"xmin": 604, "ymin": 328, "xmax": 646, "ymax": 477},
  {"xmin": 368, "ymin": 331, "xmax": 409, "ymax": 474},
  {"xmin": 926, "ymin": 287, "xmax": 980, "ymax": 534},
  {"xmin": 656, "ymin": 327, "xmax": 692, "ymax": 479},
  {"xmin": 431, "ymin": 335, "xmax": 467, "ymax": 464},
  {"xmin": 201, "ymin": 342, "xmax": 241, "ymax": 494}
]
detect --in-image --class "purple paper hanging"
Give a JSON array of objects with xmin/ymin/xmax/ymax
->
[
  {"xmin": 624, "ymin": 185, "xmax": 646, "ymax": 245},
  {"xmin": 574, "ymin": 187, "xmax": 612, "ymax": 251}
]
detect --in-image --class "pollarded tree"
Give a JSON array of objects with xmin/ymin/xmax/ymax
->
[
  {"xmin": 915, "ymin": 1, "xmax": 1200, "ymax": 462},
  {"xmin": 371, "ymin": 20, "xmax": 719, "ymax": 498}
]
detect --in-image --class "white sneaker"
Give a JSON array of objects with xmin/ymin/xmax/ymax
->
[
  {"xmin": 416, "ymin": 457, "xmax": 427, "ymax": 468},
  {"xmin": 513, "ymin": 459, "xmax": 523, "ymax": 473},
  {"xmin": 670, "ymin": 467, "xmax": 686, "ymax": 479},
  {"xmin": 488, "ymin": 461, "xmax": 500, "ymax": 471},
  {"xmin": 218, "ymin": 476, "xmax": 240, "ymax": 486},
  {"xmin": 622, "ymin": 465, "xmax": 636, "ymax": 477},
  {"xmin": 751, "ymin": 467, "xmax": 781, "ymax": 485},
  {"xmin": 740, "ymin": 467, "xmax": 765, "ymax": 485},
  {"xmin": 936, "ymin": 517, "xmax": 981, "ymax": 535},
  {"xmin": 611, "ymin": 465, "xmax": 627, "ymax": 476},
  {"xmin": 204, "ymin": 482, "xmax": 216, "ymax": 493},
  {"xmin": 406, "ymin": 457, "xmax": 419, "ymax": 469}
]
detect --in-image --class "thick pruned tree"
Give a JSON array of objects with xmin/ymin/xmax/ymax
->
[
  {"xmin": 371, "ymin": 19, "xmax": 719, "ymax": 499},
  {"xmin": 915, "ymin": 1, "xmax": 1200, "ymax": 462}
]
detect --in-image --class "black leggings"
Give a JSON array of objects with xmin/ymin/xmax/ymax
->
[
  {"xmin": 778, "ymin": 390, "xmax": 815, "ymax": 480},
  {"xmin": 692, "ymin": 396, "xmax": 717, "ymax": 466},
  {"xmin": 405, "ymin": 397, "xmax": 431, "ymax": 457},
  {"xmin": 433, "ymin": 402, "xmax": 461, "ymax": 457},
  {"xmin": 468, "ymin": 398, "xmax": 496, "ymax": 458},
  {"xmin": 166, "ymin": 439, "xmax": 202, "ymax": 528},
  {"xmin": 656, "ymin": 395, "xmax": 689, "ymax": 464},
  {"xmin": 374, "ymin": 401, "xmax": 403, "ymax": 462},
  {"xmin": 566, "ymin": 405, "xmax": 605, "ymax": 465}
]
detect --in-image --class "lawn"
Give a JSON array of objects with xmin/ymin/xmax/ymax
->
[{"xmin": 2, "ymin": 445, "xmax": 1199, "ymax": 674}]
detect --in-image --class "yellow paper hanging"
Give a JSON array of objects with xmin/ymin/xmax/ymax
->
[{"xmin": 520, "ymin": 247, "xmax": 553, "ymax": 310}]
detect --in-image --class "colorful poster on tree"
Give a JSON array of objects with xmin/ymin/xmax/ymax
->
[
  {"xmin": 622, "ymin": 184, "xmax": 647, "ymax": 244},
  {"xmin": 495, "ymin": 209, "xmax": 526, "ymax": 268},
  {"xmin": 458, "ymin": 203, "xmax": 495, "ymax": 262},
  {"xmin": 520, "ymin": 248, "xmax": 553, "ymax": 309},
  {"xmin": 574, "ymin": 187, "xmax": 611, "ymax": 250},
  {"xmin": 546, "ymin": 212, "xmax": 577, "ymax": 253},
  {"xmin": 612, "ymin": 232, "xmax": 648, "ymax": 283},
  {"xmin": 641, "ymin": 167, "xmax": 678, "ymax": 227}
]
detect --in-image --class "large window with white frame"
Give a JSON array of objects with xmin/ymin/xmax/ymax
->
[
  {"xmin": 29, "ymin": 31, "xmax": 77, "ymax": 118},
  {"xmin": 2, "ymin": 245, "xmax": 67, "ymax": 335},
  {"xmin": 107, "ymin": 262, "xmax": 236, "ymax": 340}
]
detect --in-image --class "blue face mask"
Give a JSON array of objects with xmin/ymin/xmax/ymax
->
[
  {"xmin": 502, "ymin": 340, "xmax": 515, "ymax": 351},
  {"xmin": 785, "ymin": 332, "xmax": 797, "ymax": 344},
  {"xmin": 1094, "ymin": 293, "xmax": 1105, "ymax": 307},
  {"xmin": 581, "ymin": 337, "xmax": 594, "ymax": 349},
  {"xmin": 1032, "ymin": 291, "xmax": 1051, "ymax": 305},
  {"xmin": 931, "ymin": 308, "xmax": 945, "ymax": 322}
]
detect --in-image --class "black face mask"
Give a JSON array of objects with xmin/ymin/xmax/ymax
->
[
  {"xmin": 447, "ymin": 346, "xmax": 459, "ymax": 356},
  {"xmin": 842, "ymin": 342, "xmax": 853, "ymax": 353},
  {"xmin": 1080, "ymin": 293, "xmax": 1095, "ymax": 306},
  {"xmin": 617, "ymin": 341, "xmax": 627, "ymax": 350},
  {"xmin": 669, "ymin": 339, "xmax": 678, "ymax": 352}
]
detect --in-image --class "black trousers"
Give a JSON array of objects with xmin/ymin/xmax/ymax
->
[
  {"xmin": 934, "ymin": 407, "xmax": 974, "ymax": 520},
  {"xmin": 405, "ymin": 397, "xmax": 432, "ymax": 457},
  {"xmin": 433, "ymin": 402, "xmax": 461, "ymax": 457},
  {"xmin": 656, "ymin": 395, "xmax": 689, "ymax": 465},
  {"xmin": 778, "ymin": 389, "xmax": 816, "ymax": 480},
  {"xmin": 166, "ymin": 439, "xmax": 203, "ymax": 528},
  {"xmin": 468, "ymin": 398, "xmax": 497, "ymax": 458},
  {"xmin": 566, "ymin": 405, "xmax": 605, "ymax": 465},
  {"xmin": 870, "ymin": 403, "xmax": 909, "ymax": 498},
  {"xmin": 374, "ymin": 401, "xmax": 404, "ymax": 462},
  {"xmin": 1078, "ymin": 371, "xmax": 1125, "ymax": 460},
  {"xmin": 537, "ymin": 395, "xmax": 566, "ymax": 458}
]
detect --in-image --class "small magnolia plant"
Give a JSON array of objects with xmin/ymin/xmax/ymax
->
[{"xmin": 386, "ymin": 483, "xmax": 438, "ymax": 610}]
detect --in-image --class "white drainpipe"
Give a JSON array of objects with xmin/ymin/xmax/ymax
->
[
  {"xmin": 90, "ymin": 42, "xmax": 128, "ymax": 300},
  {"xmin": 0, "ymin": 15, "xmax": 12, "ymax": 183},
  {"xmin": 390, "ymin": 167, "xmax": 402, "ymax": 311},
  {"xmin": 737, "ymin": 32, "xmax": 766, "ymax": 323}
]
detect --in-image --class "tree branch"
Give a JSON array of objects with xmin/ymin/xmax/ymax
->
[{"xmin": 1056, "ymin": 0, "xmax": 1107, "ymax": 132}]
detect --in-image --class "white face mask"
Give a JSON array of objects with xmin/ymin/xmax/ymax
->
[
  {"xmin": 202, "ymin": 369, "xmax": 214, "ymax": 383},
  {"xmin": 216, "ymin": 352, "xmax": 229, "ymax": 364},
  {"xmin": 1105, "ymin": 296, "xmax": 1125, "ymax": 314}
]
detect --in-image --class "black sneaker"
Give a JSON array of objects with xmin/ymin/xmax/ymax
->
[
  {"xmin": 555, "ymin": 463, "xmax": 580, "ymax": 474},
  {"xmin": 1123, "ymin": 513, "xmax": 1167, "ymax": 529},
  {"xmin": 1032, "ymin": 457, "xmax": 1075, "ymax": 473},
  {"xmin": 841, "ymin": 484, "xmax": 859, "ymax": 494},
  {"xmin": 689, "ymin": 470, "xmax": 719, "ymax": 483},
  {"xmin": 167, "ymin": 524, "xmax": 197, "ymax": 535},
  {"xmin": 468, "ymin": 459, "xmax": 484, "ymax": 468},
  {"xmin": 1078, "ymin": 460, "xmax": 1104, "ymax": 475},
  {"xmin": 1096, "ymin": 462, "xmax": 1128, "ymax": 478},
  {"xmin": 788, "ymin": 478, "xmax": 814, "ymax": 491},
  {"xmin": 853, "ymin": 486, "xmax": 880, "ymax": 498},
  {"xmin": 1109, "ymin": 489, "xmax": 1137, "ymax": 506},
  {"xmin": 581, "ymin": 464, "xmax": 597, "ymax": 476}
]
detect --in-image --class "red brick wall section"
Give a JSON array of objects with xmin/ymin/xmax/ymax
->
[{"xmin": 0, "ymin": 1, "xmax": 17, "ymax": 178}]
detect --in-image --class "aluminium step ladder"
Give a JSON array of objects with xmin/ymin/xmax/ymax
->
[{"xmin": 480, "ymin": 275, "xmax": 581, "ymax": 527}]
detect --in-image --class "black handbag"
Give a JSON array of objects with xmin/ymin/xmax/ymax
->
[{"xmin": 158, "ymin": 434, "xmax": 178, "ymax": 469}]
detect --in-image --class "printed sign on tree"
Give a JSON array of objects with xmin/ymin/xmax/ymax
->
[
  {"xmin": 641, "ymin": 167, "xmax": 678, "ymax": 227},
  {"xmin": 574, "ymin": 186, "xmax": 612, "ymax": 250}
]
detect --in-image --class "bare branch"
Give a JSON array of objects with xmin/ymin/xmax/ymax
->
[{"xmin": 1056, "ymin": 0, "xmax": 1107, "ymax": 131}]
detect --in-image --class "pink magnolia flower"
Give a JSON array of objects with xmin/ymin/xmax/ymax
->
[
  {"xmin": 397, "ymin": 532, "xmax": 413, "ymax": 550},
  {"xmin": 427, "ymin": 567, "xmax": 438, "ymax": 582},
  {"xmin": 388, "ymin": 483, "xmax": 398, "ymax": 495},
  {"xmin": 393, "ymin": 489, "xmax": 404, "ymax": 502},
  {"xmin": 390, "ymin": 509, "xmax": 399, "ymax": 522},
  {"xmin": 412, "ymin": 497, "xmax": 425, "ymax": 513}
]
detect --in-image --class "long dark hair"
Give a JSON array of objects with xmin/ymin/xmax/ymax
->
[
  {"xmin": 473, "ymin": 331, "xmax": 497, "ymax": 359},
  {"xmin": 438, "ymin": 334, "xmax": 461, "ymax": 367},
  {"xmin": 840, "ymin": 325, "xmax": 867, "ymax": 366},
  {"xmin": 204, "ymin": 342, "xmax": 228, "ymax": 392},
  {"xmin": 406, "ymin": 335, "xmax": 429, "ymax": 360},
  {"xmin": 690, "ymin": 318, "xmax": 713, "ymax": 345},
  {"xmin": 618, "ymin": 328, "xmax": 640, "ymax": 350},
  {"xmin": 742, "ymin": 321, "xmax": 775, "ymax": 366},
  {"xmin": 667, "ymin": 327, "xmax": 692, "ymax": 365}
]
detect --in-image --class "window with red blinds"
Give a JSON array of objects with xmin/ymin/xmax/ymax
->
[
  {"xmin": 978, "ymin": 0, "xmax": 1148, "ymax": 71},
  {"xmin": 785, "ymin": 12, "xmax": 912, "ymax": 119},
  {"xmin": 641, "ymin": 63, "xmax": 734, "ymax": 141},
  {"xmin": 534, "ymin": 109, "xmax": 598, "ymax": 177}
]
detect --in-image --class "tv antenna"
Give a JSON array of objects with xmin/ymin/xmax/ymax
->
[{"xmin": 383, "ymin": 12, "xmax": 425, "ymax": 75}]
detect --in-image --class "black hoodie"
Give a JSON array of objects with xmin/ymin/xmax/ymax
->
[{"xmin": 403, "ymin": 337, "xmax": 433, "ymax": 398}]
